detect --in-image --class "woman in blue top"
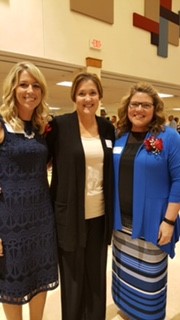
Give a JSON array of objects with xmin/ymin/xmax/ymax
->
[{"xmin": 112, "ymin": 82, "xmax": 180, "ymax": 320}]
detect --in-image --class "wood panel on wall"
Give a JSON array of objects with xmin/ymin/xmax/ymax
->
[{"xmin": 70, "ymin": 0, "xmax": 114, "ymax": 24}]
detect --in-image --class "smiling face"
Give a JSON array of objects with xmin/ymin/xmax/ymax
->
[
  {"xmin": 75, "ymin": 79, "xmax": 100, "ymax": 118},
  {"xmin": 15, "ymin": 70, "xmax": 42, "ymax": 120},
  {"xmin": 128, "ymin": 92, "xmax": 154, "ymax": 132}
]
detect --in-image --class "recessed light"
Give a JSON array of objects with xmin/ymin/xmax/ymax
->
[
  {"xmin": 56, "ymin": 81, "xmax": 72, "ymax": 87},
  {"xmin": 49, "ymin": 106, "xmax": 61, "ymax": 110},
  {"xmin": 158, "ymin": 93, "xmax": 174, "ymax": 98}
]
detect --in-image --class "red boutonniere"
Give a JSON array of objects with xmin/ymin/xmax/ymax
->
[
  {"xmin": 144, "ymin": 136, "xmax": 163, "ymax": 155},
  {"xmin": 44, "ymin": 123, "xmax": 52, "ymax": 136}
]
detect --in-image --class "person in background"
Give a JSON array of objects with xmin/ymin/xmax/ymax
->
[
  {"xmin": 167, "ymin": 114, "xmax": 177, "ymax": 129},
  {"xmin": 115, "ymin": 119, "xmax": 121, "ymax": 138},
  {"xmin": 174, "ymin": 116, "xmax": 180, "ymax": 133},
  {"xmin": 111, "ymin": 115, "xmax": 117, "ymax": 128},
  {"xmin": 47, "ymin": 72, "xmax": 115, "ymax": 320},
  {"xmin": 100, "ymin": 107, "xmax": 107, "ymax": 118},
  {"xmin": 112, "ymin": 82, "xmax": 180, "ymax": 320},
  {"xmin": 0, "ymin": 61, "xmax": 58, "ymax": 320}
]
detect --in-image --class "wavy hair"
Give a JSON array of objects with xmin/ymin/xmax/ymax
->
[
  {"xmin": 117, "ymin": 82, "xmax": 166, "ymax": 137},
  {"xmin": 0, "ymin": 61, "xmax": 50, "ymax": 134}
]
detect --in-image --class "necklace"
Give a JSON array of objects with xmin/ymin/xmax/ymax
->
[
  {"xmin": 24, "ymin": 131, "xmax": 35, "ymax": 139},
  {"xmin": 23, "ymin": 121, "xmax": 35, "ymax": 139}
]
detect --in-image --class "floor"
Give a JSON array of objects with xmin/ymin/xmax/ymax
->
[{"xmin": 0, "ymin": 242, "xmax": 179, "ymax": 320}]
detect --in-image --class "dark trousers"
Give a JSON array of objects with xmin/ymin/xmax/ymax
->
[{"xmin": 58, "ymin": 216, "xmax": 108, "ymax": 320}]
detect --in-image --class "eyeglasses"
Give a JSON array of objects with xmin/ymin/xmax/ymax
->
[{"xmin": 129, "ymin": 102, "xmax": 154, "ymax": 110}]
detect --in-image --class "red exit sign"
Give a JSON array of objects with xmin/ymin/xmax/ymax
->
[{"xmin": 89, "ymin": 38, "xmax": 102, "ymax": 50}]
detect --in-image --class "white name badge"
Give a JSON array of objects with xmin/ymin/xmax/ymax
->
[
  {"xmin": 113, "ymin": 146, "xmax": 123, "ymax": 154},
  {"xmin": 105, "ymin": 139, "xmax": 112, "ymax": 148}
]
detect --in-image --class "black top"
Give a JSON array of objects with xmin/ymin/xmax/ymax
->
[
  {"xmin": 119, "ymin": 131, "xmax": 147, "ymax": 228},
  {"xmin": 24, "ymin": 120, "xmax": 33, "ymax": 135}
]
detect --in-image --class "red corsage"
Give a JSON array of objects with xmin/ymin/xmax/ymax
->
[
  {"xmin": 144, "ymin": 136, "xmax": 163, "ymax": 155},
  {"xmin": 44, "ymin": 123, "xmax": 52, "ymax": 136}
]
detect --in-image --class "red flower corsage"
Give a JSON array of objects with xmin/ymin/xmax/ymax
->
[
  {"xmin": 44, "ymin": 123, "xmax": 52, "ymax": 136},
  {"xmin": 144, "ymin": 136, "xmax": 163, "ymax": 155}
]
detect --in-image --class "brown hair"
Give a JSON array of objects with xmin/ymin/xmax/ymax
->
[
  {"xmin": 117, "ymin": 82, "xmax": 166, "ymax": 137},
  {"xmin": 71, "ymin": 72, "xmax": 103, "ymax": 102}
]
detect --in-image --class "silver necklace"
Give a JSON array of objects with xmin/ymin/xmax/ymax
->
[
  {"xmin": 24, "ymin": 121, "xmax": 35, "ymax": 139},
  {"xmin": 24, "ymin": 131, "xmax": 35, "ymax": 139}
]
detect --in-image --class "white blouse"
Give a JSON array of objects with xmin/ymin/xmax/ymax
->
[{"xmin": 81, "ymin": 136, "xmax": 105, "ymax": 220}]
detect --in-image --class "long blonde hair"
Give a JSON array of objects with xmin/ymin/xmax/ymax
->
[{"xmin": 0, "ymin": 61, "xmax": 50, "ymax": 134}]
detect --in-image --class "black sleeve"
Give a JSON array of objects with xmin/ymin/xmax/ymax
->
[{"xmin": 46, "ymin": 117, "xmax": 58, "ymax": 163}]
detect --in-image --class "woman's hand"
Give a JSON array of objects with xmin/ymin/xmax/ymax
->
[
  {"xmin": 0, "ymin": 239, "xmax": 4, "ymax": 257},
  {"xmin": 158, "ymin": 221, "xmax": 174, "ymax": 246}
]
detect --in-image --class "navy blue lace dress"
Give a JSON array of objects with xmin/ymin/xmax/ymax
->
[{"xmin": 0, "ymin": 120, "xmax": 58, "ymax": 304}]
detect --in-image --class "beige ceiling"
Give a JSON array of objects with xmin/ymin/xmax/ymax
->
[{"xmin": 0, "ymin": 52, "xmax": 180, "ymax": 120}]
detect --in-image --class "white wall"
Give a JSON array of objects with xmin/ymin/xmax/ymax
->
[
  {"xmin": 0, "ymin": 0, "xmax": 180, "ymax": 86},
  {"xmin": 0, "ymin": 1, "xmax": 44, "ymax": 56}
]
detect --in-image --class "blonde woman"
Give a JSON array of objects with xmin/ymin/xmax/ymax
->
[{"xmin": 0, "ymin": 61, "xmax": 58, "ymax": 320}]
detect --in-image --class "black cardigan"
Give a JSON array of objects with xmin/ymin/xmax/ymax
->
[{"xmin": 47, "ymin": 111, "xmax": 115, "ymax": 251}]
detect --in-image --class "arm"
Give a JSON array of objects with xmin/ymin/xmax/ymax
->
[
  {"xmin": 158, "ymin": 203, "xmax": 180, "ymax": 246},
  {"xmin": 158, "ymin": 130, "xmax": 180, "ymax": 246},
  {"xmin": 0, "ymin": 122, "xmax": 5, "ymax": 144},
  {"xmin": 46, "ymin": 117, "xmax": 57, "ymax": 163},
  {"xmin": 0, "ymin": 123, "xmax": 4, "ymax": 256},
  {"xmin": 0, "ymin": 239, "xmax": 4, "ymax": 257}
]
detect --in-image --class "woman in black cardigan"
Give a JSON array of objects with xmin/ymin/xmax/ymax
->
[{"xmin": 47, "ymin": 72, "xmax": 115, "ymax": 320}]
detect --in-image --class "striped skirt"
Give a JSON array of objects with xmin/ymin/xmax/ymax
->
[{"xmin": 112, "ymin": 230, "xmax": 168, "ymax": 320}]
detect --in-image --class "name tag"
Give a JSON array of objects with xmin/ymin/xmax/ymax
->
[
  {"xmin": 113, "ymin": 146, "xmax": 123, "ymax": 154},
  {"xmin": 105, "ymin": 139, "xmax": 112, "ymax": 148}
]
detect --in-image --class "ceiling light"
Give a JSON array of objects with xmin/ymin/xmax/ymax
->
[
  {"xmin": 158, "ymin": 93, "xmax": 174, "ymax": 98},
  {"xmin": 172, "ymin": 108, "xmax": 180, "ymax": 111},
  {"xmin": 49, "ymin": 106, "xmax": 61, "ymax": 110},
  {"xmin": 56, "ymin": 81, "xmax": 72, "ymax": 87}
]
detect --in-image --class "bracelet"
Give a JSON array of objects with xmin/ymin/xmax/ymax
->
[{"xmin": 163, "ymin": 217, "xmax": 175, "ymax": 226}]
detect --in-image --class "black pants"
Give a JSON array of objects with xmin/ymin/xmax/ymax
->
[{"xmin": 58, "ymin": 216, "xmax": 108, "ymax": 320}]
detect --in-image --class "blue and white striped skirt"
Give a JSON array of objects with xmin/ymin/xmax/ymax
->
[{"xmin": 112, "ymin": 230, "xmax": 168, "ymax": 320}]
